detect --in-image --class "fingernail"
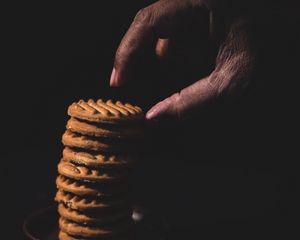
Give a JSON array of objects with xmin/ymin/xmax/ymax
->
[{"xmin": 109, "ymin": 68, "xmax": 117, "ymax": 86}]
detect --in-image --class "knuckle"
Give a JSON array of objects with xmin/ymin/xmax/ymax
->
[
  {"xmin": 169, "ymin": 92, "xmax": 182, "ymax": 120},
  {"xmin": 134, "ymin": 8, "xmax": 148, "ymax": 22},
  {"xmin": 170, "ymin": 92, "xmax": 181, "ymax": 104},
  {"xmin": 134, "ymin": 7, "xmax": 153, "ymax": 25}
]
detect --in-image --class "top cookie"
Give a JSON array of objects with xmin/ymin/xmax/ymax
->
[{"xmin": 68, "ymin": 99, "xmax": 143, "ymax": 124}]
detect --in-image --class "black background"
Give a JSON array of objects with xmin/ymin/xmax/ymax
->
[{"xmin": 3, "ymin": 1, "xmax": 299, "ymax": 239}]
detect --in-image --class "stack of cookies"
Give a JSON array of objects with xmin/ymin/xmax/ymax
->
[{"xmin": 55, "ymin": 99, "xmax": 144, "ymax": 240}]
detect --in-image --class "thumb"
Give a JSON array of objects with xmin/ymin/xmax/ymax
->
[{"xmin": 146, "ymin": 76, "xmax": 218, "ymax": 121}]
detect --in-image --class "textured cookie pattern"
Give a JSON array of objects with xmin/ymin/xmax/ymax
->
[
  {"xmin": 55, "ymin": 190, "xmax": 127, "ymax": 211},
  {"xmin": 56, "ymin": 175, "xmax": 100, "ymax": 196},
  {"xmin": 66, "ymin": 117, "xmax": 143, "ymax": 139},
  {"xmin": 56, "ymin": 175, "xmax": 127, "ymax": 196},
  {"xmin": 62, "ymin": 130, "xmax": 137, "ymax": 152},
  {"xmin": 57, "ymin": 175, "xmax": 111, "ymax": 196},
  {"xmin": 58, "ymin": 204, "xmax": 130, "ymax": 225},
  {"xmin": 63, "ymin": 147, "xmax": 136, "ymax": 168},
  {"xmin": 59, "ymin": 217, "xmax": 132, "ymax": 238},
  {"xmin": 68, "ymin": 99, "xmax": 143, "ymax": 124},
  {"xmin": 58, "ymin": 160, "xmax": 125, "ymax": 182},
  {"xmin": 58, "ymin": 231, "xmax": 131, "ymax": 240}
]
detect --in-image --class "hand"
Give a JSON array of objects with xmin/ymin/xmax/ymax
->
[{"xmin": 110, "ymin": 0, "xmax": 255, "ymax": 121}]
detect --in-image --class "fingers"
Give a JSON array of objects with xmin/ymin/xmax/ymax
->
[
  {"xmin": 146, "ymin": 76, "xmax": 218, "ymax": 121},
  {"xmin": 110, "ymin": 7, "xmax": 156, "ymax": 86},
  {"xmin": 110, "ymin": 0, "xmax": 207, "ymax": 87},
  {"xmin": 146, "ymin": 18, "xmax": 255, "ymax": 122}
]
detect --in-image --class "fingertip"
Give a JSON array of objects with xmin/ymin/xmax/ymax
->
[
  {"xmin": 146, "ymin": 102, "xmax": 164, "ymax": 120},
  {"xmin": 146, "ymin": 111, "xmax": 153, "ymax": 120},
  {"xmin": 110, "ymin": 68, "xmax": 124, "ymax": 87},
  {"xmin": 109, "ymin": 68, "xmax": 117, "ymax": 87},
  {"xmin": 146, "ymin": 108, "xmax": 156, "ymax": 120},
  {"xmin": 146, "ymin": 96, "xmax": 180, "ymax": 122}
]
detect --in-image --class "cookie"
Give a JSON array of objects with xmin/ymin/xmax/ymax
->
[
  {"xmin": 68, "ymin": 99, "xmax": 143, "ymax": 124},
  {"xmin": 59, "ymin": 231, "xmax": 85, "ymax": 240},
  {"xmin": 56, "ymin": 175, "xmax": 114, "ymax": 196},
  {"xmin": 55, "ymin": 190, "xmax": 128, "ymax": 211},
  {"xmin": 59, "ymin": 231, "xmax": 131, "ymax": 240},
  {"xmin": 66, "ymin": 117, "xmax": 143, "ymax": 139},
  {"xmin": 56, "ymin": 175, "xmax": 128, "ymax": 196},
  {"xmin": 59, "ymin": 217, "xmax": 132, "ymax": 238},
  {"xmin": 58, "ymin": 204, "xmax": 130, "ymax": 225},
  {"xmin": 63, "ymin": 147, "xmax": 136, "ymax": 168},
  {"xmin": 59, "ymin": 231, "xmax": 89, "ymax": 240},
  {"xmin": 62, "ymin": 130, "xmax": 137, "ymax": 152},
  {"xmin": 56, "ymin": 175, "xmax": 100, "ymax": 196},
  {"xmin": 57, "ymin": 160, "xmax": 126, "ymax": 182}
]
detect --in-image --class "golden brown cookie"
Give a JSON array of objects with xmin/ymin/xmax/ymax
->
[
  {"xmin": 56, "ymin": 175, "xmax": 128, "ymax": 196},
  {"xmin": 59, "ymin": 217, "xmax": 132, "ymax": 238},
  {"xmin": 66, "ymin": 117, "xmax": 143, "ymax": 139},
  {"xmin": 59, "ymin": 231, "xmax": 82, "ymax": 240},
  {"xmin": 57, "ymin": 160, "xmax": 126, "ymax": 182},
  {"xmin": 68, "ymin": 99, "xmax": 143, "ymax": 124},
  {"xmin": 59, "ymin": 231, "xmax": 89, "ymax": 240},
  {"xmin": 58, "ymin": 231, "xmax": 133, "ymax": 240},
  {"xmin": 59, "ymin": 231, "xmax": 131, "ymax": 240},
  {"xmin": 55, "ymin": 190, "xmax": 128, "ymax": 211},
  {"xmin": 58, "ymin": 204, "xmax": 130, "ymax": 225},
  {"xmin": 56, "ymin": 175, "xmax": 111, "ymax": 196},
  {"xmin": 63, "ymin": 147, "xmax": 136, "ymax": 168},
  {"xmin": 62, "ymin": 130, "xmax": 137, "ymax": 152},
  {"xmin": 56, "ymin": 175, "xmax": 99, "ymax": 196}
]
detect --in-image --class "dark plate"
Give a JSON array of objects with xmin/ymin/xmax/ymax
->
[{"xmin": 23, "ymin": 205, "xmax": 167, "ymax": 240}]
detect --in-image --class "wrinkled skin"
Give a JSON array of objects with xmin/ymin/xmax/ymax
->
[{"xmin": 110, "ymin": 0, "xmax": 255, "ymax": 121}]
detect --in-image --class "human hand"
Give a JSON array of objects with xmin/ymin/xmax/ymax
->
[{"xmin": 110, "ymin": 0, "xmax": 255, "ymax": 121}]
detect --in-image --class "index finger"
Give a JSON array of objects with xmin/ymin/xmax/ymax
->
[
  {"xmin": 110, "ymin": 7, "xmax": 156, "ymax": 86},
  {"xmin": 110, "ymin": 0, "xmax": 207, "ymax": 87}
]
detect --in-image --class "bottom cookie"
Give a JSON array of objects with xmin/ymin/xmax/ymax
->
[
  {"xmin": 59, "ymin": 230, "xmax": 132, "ymax": 240},
  {"xmin": 59, "ymin": 217, "xmax": 133, "ymax": 238}
]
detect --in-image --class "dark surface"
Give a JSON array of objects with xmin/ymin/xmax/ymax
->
[{"xmin": 2, "ymin": 1, "xmax": 299, "ymax": 239}]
